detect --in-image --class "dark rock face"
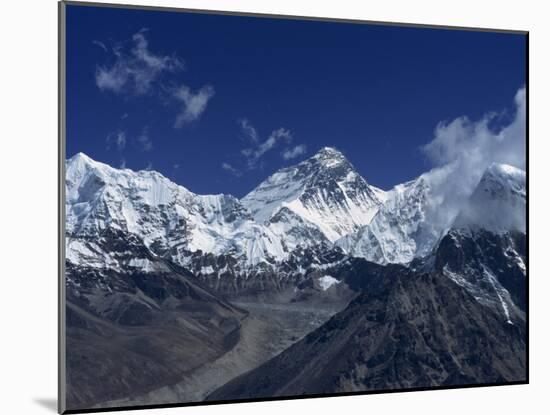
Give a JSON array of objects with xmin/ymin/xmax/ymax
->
[
  {"xmin": 173, "ymin": 243, "xmax": 349, "ymax": 299},
  {"xmin": 208, "ymin": 265, "xmax": 526, "ymax": 400},
  {"xmin": 435, "ymin": 229, "xmax": 526, "ymax": 313},
  {"xmin": 296, "ymin": 148, "xmax": 381, "ymax": 216}
]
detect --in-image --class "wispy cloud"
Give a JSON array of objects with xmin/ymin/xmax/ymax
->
[
  {"xmin": 95, "ymin": 29, "xmax": 184, "ymax": 95},
  {"xmin": 137, "ymin": 129, "xmax": 153, "ymax": 152},
  {"xmin": 119, "ymin": 158, "xmax": 127, "ymax": 169},
  {"xmin": 145, "ymin": 161, "xmax": 153, "ymax": 171},
  {"xmin": 222, "ymin": 162, "xmax": 242, "ymax": 177},
  {"xmin": 92, "ymin": 40, "xmax": 108, "ymax": 52},
  {"xmin": 173, "ymin": 84, "xmax": 215, "ymax": 128},
  {"xmin": 422, "ymin": 87, "xmax": 526, "ymax": 172},
  {"xmin": 95, "ymin": 30, "xmax": 214, "ymax": 129},
  {"xmin": 239, "ymin": 120, "xmax": 295, "ymax": 169},
  {"xmin": 106, "ymin": 131, "xmax": 127, "ymax": 151},
  {"xmin": 238, "ymin": 118, "xmax": 259, "ymax": 144},
  {"xmin": 282, "ymin": 144, "xmax": 307, "ymax": 160},
  {"xmin": 254, "ymin": 128, "xmax": 293, "ymax": 160},
  {"xmin": 230, "ymin": 119, "xmax": 307, "ymax": 171},
  {"xmin": 131, "ymin": 31, "xmax": 180, "ymax": 71}
]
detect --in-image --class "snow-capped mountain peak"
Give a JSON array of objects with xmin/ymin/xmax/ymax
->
[
  {"xmin": 241, "ymin": 147, "xmax": 386, "ymax": 242},
  {"xmin": 65, "ymin": 151, "xmax": 526, "ymax": 288},
  {"xmin": 336, "ymin": 173, "xmax": 436, "ymax": 264},
  {"xmin": 65, "ymin": 153, "xmax": 291, "ymax": 271},
  {"xmin": 453, "ymin": 163, "xmax": 526, "ymax": 233},
  {"xmin": 66, "ymin": 149, "xmax": 392, "ymax": 285},
  {"xmin": 338, "ymin": 162, "xmax": 526, "ymax": 265},
  {"xmin": 479, "ymin": 163, "xmax": 526, "ymax": 198},
  {"xmin": 311, "ymin": 146, "xmax": 347, "ymax": 166}
]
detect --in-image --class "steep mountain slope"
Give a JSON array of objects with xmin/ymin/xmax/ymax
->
[
  {"xmin": 433, "ymin": 163, "xmax": 527, "ymax": 323},
  {"xmin": 336, "ymin": 176, "xmax": 436, "ymax": 264},
  {"xmin": 434, "ymin": 229, "xmax": 526, "ymax": 324},
  {"xmin": 208, "ymin": 257, "xmax": 526, "ymax": 401},
  {"xmin": 66, "ymin": 153, "xmax": 527, "ymax": 300},
  {"xmin": 242, "ymin": 147, "xmax": 386, "ymax": 242},
  {"xmin": 453, "ymin": 163, "xmax": 526, "ymax": 233},
  {"xmin": 66, "ymin": 152, "xmax": 286, "ymax": 269},
  {"xmin": 66, "ymin": 150, "xmax": 386, "ymax": 294},
  {"xmin": 338, "ymin": 163, "xmax": 526, "ymax": 265}
]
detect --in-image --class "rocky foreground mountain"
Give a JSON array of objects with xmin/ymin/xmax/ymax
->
[
  {"xmin": 209, "ymin": 273, "xmax": 525, "ymax": 399},
  {"xmin": 209, "ymin": 162, "xmax": 527, "ymax": 400},
  {"xmin": 64, "ymin": 148, "xmax": 527, "ymax": 410}
]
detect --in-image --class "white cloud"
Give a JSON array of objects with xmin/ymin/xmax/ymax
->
[
  {"xmin": 131, "ymin": 31, "xmax": 178, "ymax": 71},
  {"xmin": 257, "ymin": 128, "xmax": 293, "ymax": 158},
  {"xmin": 222, "ymin": 162, "xmax": 241, "ymax": 177},
  {"xmin": 240, "ymin": 122, "xmax": 294, "ymax": 168},
  {"xmin": 282, "ymin": 144, "xmax": 307, "ymax": 160},
  {"xmin": 95, "ymin": 30, "xmax": 214, "ymax": 129},
  {"xmin": 95, "ymin": 29, "xmax": 183, "ymax": 95},
  {"xmin": 137, "ymin": 129, "xmax": 153, "ymax": 152},
  {"xmin": 173, "ymin": 84, "xmax": 215, "ymax": 128},
  {"xmin": 423, "ymin": 87, "xmax": 525, "ymax": 172},
  {"xmin": 238, "ymin": 118, "xmax": 259, "ymax": 143},
  {"xmin": 241, "ymin": 148, "xmax": 253, "ymax": 157},
  {"xmin": 106, "ymin": 131, "xmax": 127, "ymax": 151},
  {"xmin": 420, "ymin": 86, "xmax": 526, "ymax": 230},
  {"xmin": 96, "ymin": 65, "xmax": 128, "ymax": 93}
]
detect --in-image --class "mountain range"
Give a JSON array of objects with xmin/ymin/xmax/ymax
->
[{"xmin": 64, "ymin": 147, "xmax": 527, "ymax": 410}]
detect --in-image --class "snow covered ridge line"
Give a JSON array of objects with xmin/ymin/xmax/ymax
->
[
  {"xmin": 336, "ymin": 162, "xmax": 526, "ymax": 264},
  {"xmin": 65, "ymin": 151, "xmax": 526, "ymax": 271},
  {"xmin": 65, "ymin": 148, "xmax": 386, "ymax": 269}
]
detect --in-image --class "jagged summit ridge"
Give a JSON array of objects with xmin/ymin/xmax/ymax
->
[
  {"xmin": 65, "ymin": 152, "xmax": 287, "ymax": 269},
  {"xmin": 66, "ymin": 151, "xmax": 526, "ymax": 281},
  {"xmin": 65, "ymin": 148, "xmax": 385, "ymax": 277},
  {"xmin": 336, "ymin": 173, "xmax": 438, "ymax": 264},
  {"xmin": 337, "ymin": 162, "xmax": 526, "ymax": 264},
  {"xmin": 242, "ymin": 147, "xmax": 386, "ymax": 241},
  {"xmin": 311, "ymin": 146, "xmax": 347, "ymax": 165}
]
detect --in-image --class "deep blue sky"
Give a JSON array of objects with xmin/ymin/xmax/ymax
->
[{"xmin": 66, "ymin": 4, "xmax": 526, "ymax": 197}]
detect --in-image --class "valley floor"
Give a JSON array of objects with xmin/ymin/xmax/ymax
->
[{"xmin": 94, "ymin": 300, "xmax": 346, "ymax": 408}]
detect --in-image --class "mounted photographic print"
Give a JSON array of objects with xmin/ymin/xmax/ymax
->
[{"xmin": 58, "ymin": 1, "xmax": 528, "ymax": 413}]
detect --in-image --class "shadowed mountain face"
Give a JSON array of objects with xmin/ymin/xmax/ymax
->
[
  {"xmin": 64, "ymin": 150, "xmax": 526, "ymax": 410},
  {"xmin": 434, "ymin": 229, "xmax": 526, "ymax": 318},
  {"xmin": 208, "ymin": 254, "xmax": 526, "ymax": 400}
]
